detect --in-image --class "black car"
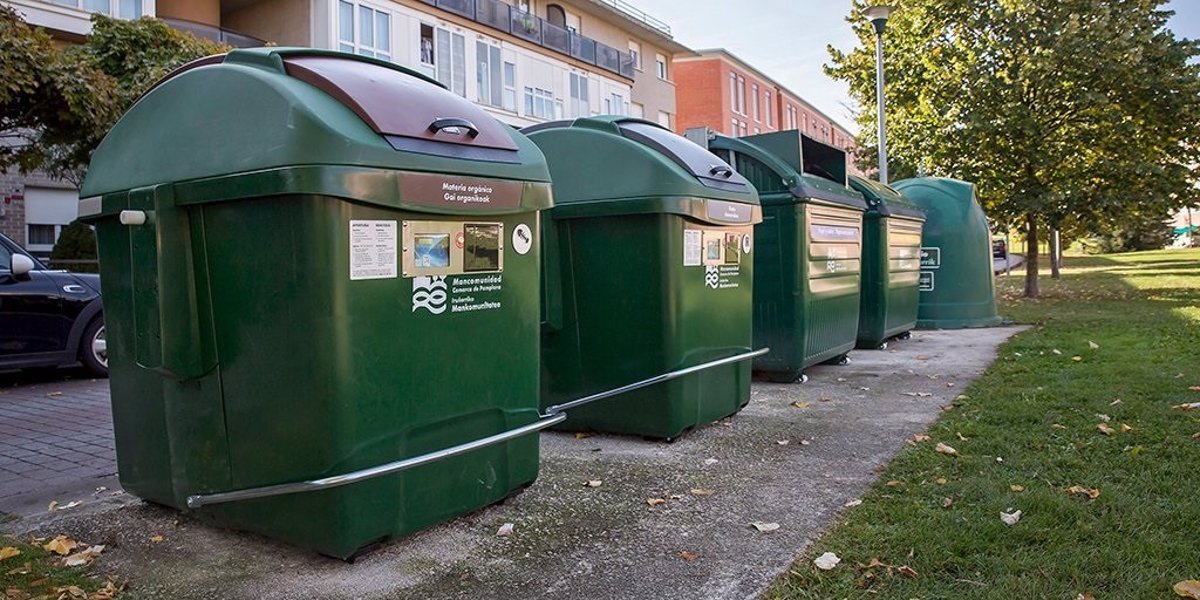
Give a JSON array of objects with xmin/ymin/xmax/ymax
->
[
  {"xmin": 0, "ymin": 232, "xmax": 106, "ymax": 377},
  {"xmin": 992, "ymin": 238, "xmax": 1008, "ymax": 260}
]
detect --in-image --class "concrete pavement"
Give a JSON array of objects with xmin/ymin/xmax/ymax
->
[{"xmin": 2, "ymin": 328, "xmax": 1022, "ymax": 600}]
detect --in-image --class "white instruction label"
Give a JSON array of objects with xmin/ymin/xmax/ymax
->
[
  {"xmin": 683, "ymin": 229, "xmax": 703, "ymax": 266},
  {"xmin": 349, "ymin": 220, "xmax": 398, "ymax": 280}
]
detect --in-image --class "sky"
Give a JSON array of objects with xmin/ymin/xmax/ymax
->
[{"xmin": 629, "ymin": 0, "xmax": 1200, "ymax": 134}]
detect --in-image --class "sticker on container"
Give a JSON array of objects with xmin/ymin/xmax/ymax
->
[
  {"xmin": 684, "ymin": 229, "xmax": 703, "ymax": 266},
  {"xmin": 412, "ymin": 276, "xmax": 448, "ymax": 314},
  {"xmin": 920, "ymin": 247, "xmax": 941, "ymax": 269},
  {"xmin": 705, "ymin": 266, "xmax": 720, "ymax": 289},
  {"xmin": 349, "ymin": 220, "xmax": 397, "ymax": 281},
  {"xmin": 724, "ymin": 233, "xmax": 741, "ymax": 265},
  {"xmin": 512, "ymin": 223, "xmax": 533, "ymax": 255},
  {"xmin": 742, "ymin": 233, "xmax": 752, "ymax": 254},
  {"xmin": 919, "ymin": 271, "xmax": 935, "ymax": 292}
]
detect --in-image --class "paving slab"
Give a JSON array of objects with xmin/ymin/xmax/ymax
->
[{"xmin": 3, "ymin": 327, "xmax": 1022, "ymax": 600}]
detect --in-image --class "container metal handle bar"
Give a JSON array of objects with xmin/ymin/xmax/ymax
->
[
  {"xmin": 543, "ymin": 347, "xmax": 769, "ymax": 416},
  {"xmin": 185, "ymin": 413, "xmax": 567, "ymax": 508},
  {"xmin": 185, "ymin": 347, "xmax": 767, "ymax": 509}
]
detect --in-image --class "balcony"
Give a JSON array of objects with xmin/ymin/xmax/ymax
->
[
  {"xmin": 162, "ymin": 17, "xmax": 264, "ymax": 48},
  {"xmin": 424, "ymin": 0, "xmax": 635, "ymax": 80}
]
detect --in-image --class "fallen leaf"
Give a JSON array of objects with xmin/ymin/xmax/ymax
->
[
  {"xmin": 703, "ymin": 458, "xmax": 719, "ymax": 466},
  {"xmin": 1110, "ymin": 399, "xmax": 1122, "ymax": 406},
  {"xmin": 43, "ymin": 536, "xmax": 77, "ymax": 556},
  {"xmin": 1067, "ymin": 485, "xmax": 1101, "ymax": 500},
  {"xmin": 1000, "ymin": 510, "xmax": 1022, "ymax": 526},
  {"xmin": 582, "ymin": 480, "xmax": 602, "ymax": 488},
  {"xmin": 1192, "ymin": 432, "xmax": 1200, "ymax": 440},
  {"xmin": 776, "ymin": 440, "xmax": 790, "ymax": 446},
  {"xmin": 935, "ymin": 477, "xmax": 947, "ymax": 485},
  {"xmin": 750, "ymin": 521, "xmax": 780, "ymax": 533},
  {"xmin": 150, "ymin": 535, "xmax": 164, "ymax": 544},
  {"xmin": 1173, "ymin": 403, "xmax": 1200, "ymax": 411},
  {"xmin": 1052, "ymin": 349, "xmax": 1063, "ymax": 355},
  {"xmin": 573, "ymin": 432, "xmax": 592, "ymax": 440},
  {"xmin": 689, "ymin": 489, "xmax": 713, "ymax": 496},
  {"xmin": 813, "ymin": 552, "xmax": 840, "ymax": 570},
  {"xmin": 956, "ymin": 431, "xmax": 969, "ymax": 442},
  {"xmin": 62, "ymin": 545, "xmax": 104, "ymax": 567},
  {"xmin": 898, "ymin": 565, "xmax": 919, "ymax": 578},
  {"xmin": 942, "ymin": 497, "xmax": 954, "ymax": 508},
  {"xmin": 1120, "ymin": 423, "xmax": 1134, "ymax": 433},
  {"xmin": 935, "ymin": 442, "xmax": 958, "ymax": 456},
  {"xmin": 859, "ymin": 387, "xmax": 871, "ymax": 391},
  {"xmin": 836, "ymin": 377, "xmax": 847, "ymax": 382},
  {"xmin": 0, "ymin": 547, "xmax": 19, "ymax": 561},
  {"xmin": 1052, "ymin": 423, "xmax": 1068, "ymax": 430},
  {"xmin": 844, "ymin": 499, "xmax": 863, "ymax": 507},
  {"xmin": 885, "ymin": 480, "xmax": 904, "ymax": 488},
  {"xmin": 791, "ymin": 401, "xmax": 811, "ymax": 409},
  {"xmin": 679, "ymin": 550, "xmax": 699, "ymax": 561},
  {"xmin": 1096, "ymin": 413, "xmax": 1112, "ymax": 422},
  {"xmin": 47, "ymin": 501, "xmax": 58, "ymax": 512},
  {"xmin": 1097, "ymin": 423, "xmax": 1116, "ymax": 435},
  {"xmin": 1011, "ymin": 484, "xmax": 1025, "ymax": 492},
  {"xmin": 1088, "ymin": 341, "xmax": 1100, "ymax": 349},
  {"xmin": 55, "ymin": 586, "xmax": 86, "ymax": 599},
  {"xmin": 669, "ymin": 494, "xmax": 684, "ymax": 500},
  {"xmin": 496, "ymin": 523, "xmax": 514, "ymax": 537},
  {"xmin": 799, "ymin": 440, "xmax": 812, "ymax": 446},
  {"xmin": 1190, "ymin": 386, "xmax": 1200, "ymax": 392},
  {"xmin": 1072, "ymin": 356, "xmax": 1084, "ymax": 362},
  {"xmin": 646, "ymin": 498, "xmax": 666, "ymax": 506},
  {"xmin": 1174, "ymin": 579, "xmax": 1200, "ymax": 598},
  {"xmin": 1078, "ymin": 594, "xmax": 1096, "ymax": 600}
]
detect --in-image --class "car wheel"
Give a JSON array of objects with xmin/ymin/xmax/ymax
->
[{"xmin": 80, "ymin": 317, "xmax": 108, "ymax": 378}]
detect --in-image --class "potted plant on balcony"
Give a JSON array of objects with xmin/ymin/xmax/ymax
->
[{"xmin": 516, "ymin": 12, "xmax": 538, "ymax": 36}]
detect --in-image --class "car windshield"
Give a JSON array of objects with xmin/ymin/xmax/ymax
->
[{"xmin": 0, "ymin": 232, "xmax": 47, "ymax": 271}]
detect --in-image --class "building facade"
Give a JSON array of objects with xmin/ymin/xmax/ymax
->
[
  {"xmin": 0, "ymin": 0, "xmax": 685, "ymax": 251},
  {"xmin": 673, "ymin": 49, "xmax": 860, "ymax": 173}
]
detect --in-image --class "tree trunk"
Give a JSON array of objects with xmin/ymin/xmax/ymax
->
[
  {"xmin": 1049, "ymin": 226, "xmax": 1061, "ymax": 280},
  {"xmin": 1024, "ymin": 212, "xmax": 1040, "ymax": 298}
]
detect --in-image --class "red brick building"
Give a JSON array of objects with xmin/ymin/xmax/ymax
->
[{"xmin": 673, "ymin": 48, "xmax": 861, "ymax": 174}]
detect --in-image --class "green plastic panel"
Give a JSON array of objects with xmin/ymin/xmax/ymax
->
[{"xmin": 891, "ymin": 177, "xmax": 1002, "ymax": 329}]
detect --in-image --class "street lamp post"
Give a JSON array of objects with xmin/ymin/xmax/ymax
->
[{"xmin": 864, "ymin": 5, "xmax": 895, "ymax": 184}]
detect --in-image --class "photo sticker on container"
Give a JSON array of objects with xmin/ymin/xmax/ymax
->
[
  {"xmin": 413, "ymin": 233, "xmax": 451, "ymax": 268},
  {"xmin": 724, "ymin": 233, "xmax": 741, "ymax": 265},
  {"xmin": 464, "ymin": 224, "xmax": 502, "ymax": 272}
]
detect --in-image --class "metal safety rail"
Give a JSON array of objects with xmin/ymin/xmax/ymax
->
[{"xmin": 185, "ymin": 347, "xmax": 768, "ymax": 509}]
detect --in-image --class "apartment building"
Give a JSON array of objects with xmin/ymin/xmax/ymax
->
[
  {"xmin": 673, "ymin": 49, "xmax": 860, "ymax": 171},
  {"xmin": 0, "ymin": 0, "xmax": 685, "ymax": 250}
]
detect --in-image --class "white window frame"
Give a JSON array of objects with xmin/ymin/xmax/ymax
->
[
  {"xmin": 655, "ymin": 53, "xmax": 667, "ymax": 79},
  {"xmin": 338, "ymin": 1, "xmax": 391, "ymax": 60},
  {"xmin": 525, "ymin": 86, "xmax": 556, "ymax": 119},
  {"xmin": 52, "ymin": 0, "xmax": 143, "ymax": 18},
  {"xmin": 751, "ymin": 83, "xmax": 759, "ymax": 121},
  {"xmin": 628, "ymin": 41, "xmax": 642, "ymax": 71},
  {"xmin": 569, "ymin": 71, "xmax": 590, "ymax": 118},
  {"xmin": 765, "ymin": 91, "xmax": 773, "ymax": 127}
]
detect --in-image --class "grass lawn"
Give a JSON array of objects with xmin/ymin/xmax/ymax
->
[
  {"xmin": 769, "ymin": 248, "xmax": 1200, "ymax": 600},
  {"xmin": 0, "ymin": 534, "xmax": 123, "ymax": 599}
]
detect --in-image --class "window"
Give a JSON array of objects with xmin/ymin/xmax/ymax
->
[
  {"xmin": 477, "ymin": 41, "xmax": 504, "ymax": 108},
  {"xmin": 657, "ymin": 111, "xmax": 672, "ymax": 129},
  {"xmin": 517, "ymin": 0, "xmax": 531, "ymax": 12},
  {"xmin": 604, "ymin": 93, "xmax": 628, "ymax": 116},
  {"xmin": 765, "ymin": 91, "xmax": 773, "ymax": 127},
  {"xmin": 525, "ymin": 87, "xmax": 556, "ymax": 119},
  {"xmin": 740, "ymin": 121, "xmax": 748, "ymax": 137},
  {"xmin": 631, "ymin": 102, "xmax": 645, "ymax": 118},
  {"xmin": 752, "ymin": 83, "xmax": 759, "ymax": 121},
  {"xmin": 51, "ymin": 0, "xmax": 141, "ymax": 18},
  {"xmin": 434, "ymin": 28, "xmax": 467, "ymax": 96},
  {"xmin": 338, "ymin": 2, "xmax": 390, "ymax": 60},
  {"xmin": 729, "ymin": 72, "xmax": 738, "ymax": 112},
  {"xmin": 628, "ymin": 41, "xmax": 642, "ymax": 71},
  {"xmin": 0, "ymin": 241, "xmax": 10, "ymax": 272},
  {"xmin": 569, "ymin": 72, "xmax": 590, "ymax": 117},
  {"xmin": 737, "ymin": 76, "xmax": 746, "ymax": 116},
  {"xmin": 655, "ymin": 53, "xmax": 667, "ymax": 79},
  {"xmin": 731, "ymin": 118, "xmax": 740, "ymax": 137},
  {"xmin": 546, "ymin": 3, "xmax": 566, "ymax": 27},
  {"xmin": 420, "ymin": 24, "xmax": 434, "ymax": 67},
  {"xmin": 27, "ymin": 224, "xmax": 59, "ymax": 248},
  {"xmin": 503, "ymin": 62, "xmax": 517, "ymax": 112},
  {"xmin": 785, "ymin": 105, "xmax": 798, "ymax": 130}
]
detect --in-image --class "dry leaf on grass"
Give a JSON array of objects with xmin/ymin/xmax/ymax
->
[
  {"xmin": 646, "ymin": 498, "xmax": 666, "ymax": 506},
  {"xmin": 1174, "ymin": 580, "xmax": 1200, "ymax": 598},
  {"xmin": 1110, "ymin": 398, "xmax": 1122, "ymax": 406},
  {"xmin": 1097, "ymin": 423, "xmax": 1116, "ymax": 435},
  {"xmin": 1067, "ymin": 485, "xmax": 1101, "ymax": 499},
  {"xmin": 1190, "ymin": 386, "xmax": 1200, "ymax": 392},
  {"xmin": 0, "ymin": 547, "xmax": 19, "ymax": 561},
  {"xmin": 1078, "ymin": 594, "xmax": 1096, "ymax": 600},
  {"xmin": 885, "ymin": 480, "xmax": 904, "ymax": 488},
  {"xmin": 813, "ymin": 552, "xmax": 840, "ymax": 570},
  {"xmin": 897, "ymin": 565, "xmax": 919, "ymax": 578},
  {"xmin": 1072, "ymin": 356, "xmax": 1084, "ymax": 362},
  {"xmin": 1120, "ymin": 423, "xmax": 1134, "ymax": 433},
  {"xmin": 844, "ymin": 499, "xmax": 863, "ymax": 507},
  {"xmin": 942, "ymin": 497, "xmax": 954, "ymax": 508},
  {"xmin": 1052, "ymin": 349, "xmax": 1063, "ymax": 355},
  {"xmin": 1089, "ymin": 341, "xmax": 1100, "ymax": 349},
  {"xmin": 679, "ymin": 550, "xmax": 699, "ymax": 561},
  {"xmin": 1000, "ymin": 510, "xmax": 1022, "ymax": 526},
  {"xmin": 1096, "ymin": 413, "xmax": 1112, "ymax": 422},
  {"xmin": 1173, "ymin": 403, "xmax": 1200, "ymax": 411},
  {"xmin": 1052, "ymin": 423, "xmax": 1068, "ymax": 430},
  {"xmin": 750, "ymin": 521, "xmax": 780, "ymax": 533},
  {"xmin": 912, "ymin": 434, "xmax": 931, "ymax": 443},
  {"xmin": 42, "ymin": 536, "xmax": 77, "ymax": 556},
  {"xmin": 935, "ymin": 477, "xmax": 948, "ymax": 485},
  {"xmin": 62, "ymin": 545, "xmax": 104, "ymax": 567},
  {"xmin": 496, "ymin": 523, "xmax": 514, "ymax": 537},
  {"xmin": 935, "ymin": 442, "xmax": 959, "ymax": 456},
  {"xmin": 956, "ymin": 432, "xmax": 969, "ymax": 442},
  {"xmin": 1192, "ymin": 432, "xmax": 1200, "ymax": 440},
  {"xmin": 1011, "ymin": 484, "xmax": 1025, "ymax": 492}
]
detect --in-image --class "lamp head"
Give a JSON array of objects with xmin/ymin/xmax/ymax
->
[{"xmin": 863, "ymin": 5, "xmax": 895, "ymax": 35}]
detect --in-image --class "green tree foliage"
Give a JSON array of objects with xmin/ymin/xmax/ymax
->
[
  {"xmin": 0, "ymin": 7, "xmax": 227, "ymax": 186},
  {"xmin": 828, "ymin": 0, "xmax": 1200, "ymax": 296},
  {"xmin": 49, "ymin": 221, "xmax": 98, "ymax": 273}
]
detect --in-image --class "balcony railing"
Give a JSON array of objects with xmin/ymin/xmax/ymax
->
[
  {"xmin": 425, "ymin": 0, "xmax": 635, "ymax": 80},
  {"xmin": 595, "ymin": 0, "xmax": 671, "ymax": 37},
  {"xmin": 161, "ymin": 17, "xmax": 264, "ymax": 48}
]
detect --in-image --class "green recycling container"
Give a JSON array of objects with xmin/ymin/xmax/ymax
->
[
  {"xmin": 847, "ymin": 176, "xmax": 926, "ymax": 349},
  {"xmin": 891, "ymin": 177, "xmax": 1002, "ymax": 329},
  {"xmin": 78, "ymin": 48, "xmax": 554, "ymax": 559},
  {"xmin": 698, "ymin": 130, "xmax": 867, "ymax": 383},
  {"xmin": 525, "ymin": 117, "xmax": 761, "ymax": 440}
]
